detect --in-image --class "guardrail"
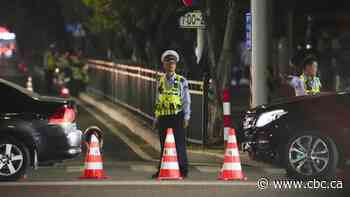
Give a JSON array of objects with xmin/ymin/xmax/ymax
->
[{"xmin": 86, "ymin": 60, "xmax": 205, "ymax": 144}]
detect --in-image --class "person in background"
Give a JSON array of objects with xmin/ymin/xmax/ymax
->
[
  {"xmin": 76, "ymin": 49, "xmax": 89, "ymax": 92},
  {"xmin": 57, "ymin": 51, "xmax": 72, "ymax": 84},
  {"xmin": 69, "ymin": 50, "xmax": 87, "ymax": 96},
  {"xmin": 288, "ymin": 57, "xmax": 322, "ymax": 96},
  {"xmin": 43, "ymin": 44, "xmax": 57, "ymax": 94}
]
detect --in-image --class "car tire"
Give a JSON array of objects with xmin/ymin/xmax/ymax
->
[
  {"xmin": 0, "ymin": 137, "xmax": 30, "ymax": 181},
  {"xmin": 283, "ymin": 131, "xmax": 338, "ymax": 180}
]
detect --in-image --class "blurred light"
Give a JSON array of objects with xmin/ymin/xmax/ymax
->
[
  {"xmin": 61, "ymin": 87, "xmax": 69, "ymax": 95},
  {"xmin": 306, "ymin": 44, "xmax": 312, "ymax": 49},
  {"xmin": 4, "ymin": 49, "xmax": 13, "ymax": 57},
  {"xmin": 0, "ymin": 32, "xmax": 16, "ymax": 40}
]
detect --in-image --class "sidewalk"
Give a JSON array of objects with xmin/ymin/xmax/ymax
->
[{"xmin": 79, "ymin": 92, "xmax": 283, "ymax": 172}]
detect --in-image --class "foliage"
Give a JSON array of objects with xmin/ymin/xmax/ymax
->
[{"xmin": 81, "ymin": 0, "xmax": 119, "ymax": 33}]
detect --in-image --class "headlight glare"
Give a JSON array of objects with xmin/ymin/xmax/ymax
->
[{"xmin": 256, "ymin": 109, "xmax": 287, "ymax": 128}]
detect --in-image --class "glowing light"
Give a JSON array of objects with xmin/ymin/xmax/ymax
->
[{"xmin": 0, "ymin": 32, "xmax": 16, "ymax": 40}]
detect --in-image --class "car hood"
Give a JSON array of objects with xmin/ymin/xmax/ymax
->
[{"xmin": 250, "ymin": 92, "xmax": 340, "ymax": 114}]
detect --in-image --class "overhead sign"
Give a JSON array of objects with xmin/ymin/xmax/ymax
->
[
  {"xmin": 179, "ymin": 11, "xmax": 205, "ymax": 29},
  {"xmin": 245, "ymin": 12, "xmax": 252, "ymax": 50},
  {"xmin": 66, "ymin": 23, "xmax": 86, "ymax": 37}
]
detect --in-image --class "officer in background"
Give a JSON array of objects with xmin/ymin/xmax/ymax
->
[
  {"xmin": 152, "ymin": 50, "xmax": 191, "ymax": 178},
  {"xmin": 288, "ymin": 57, "xmax": 322, "ymax": 96},
  {"xmin": 43, "ymin": 44, "xmax": 57, "ymax": 94},
  {"xmin": 76, "ymin": 49, "xmax": 89, "ymax": 91},
  {"xmin": 69, "ymin": 51, "xmax": 86, "ymax": 97},
  {"xmin": 57, "ymin": 51, "xmax": 72, "ymax": 84}
]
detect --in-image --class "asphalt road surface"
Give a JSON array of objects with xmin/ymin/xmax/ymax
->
[{"xmin": 0, "ymin": 95, "xmax": 347, "ymax": 197}]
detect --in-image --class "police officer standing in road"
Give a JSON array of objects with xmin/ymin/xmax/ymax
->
[{"xmin": 152, "ymin": 50, "xmax": 191, "ymax": 178}]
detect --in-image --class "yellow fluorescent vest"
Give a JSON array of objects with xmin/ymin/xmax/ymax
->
[
  {"xmin": 300, "ymin": 74, "xmax": 321, "ymax": 95},
  {"xmin": 47, "ymin": 53, "xmax": 56, "ymax": 71},
  {"xmin": 155, "ymin": 74, "xmax": 183, "ymax": 117}
]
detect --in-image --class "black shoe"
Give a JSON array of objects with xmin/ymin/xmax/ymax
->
[
  {"xmin": 182, "ymin": 172, "xmax": 188, "ymax": 178},
  {"xmin": 151, "ymin": 172, "xmax": 159, "ymax": 179}
]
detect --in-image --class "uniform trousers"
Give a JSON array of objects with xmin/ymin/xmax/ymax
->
[{"xmin": 157, "ymin": 111, "xmax": 188, "ymax": 175}]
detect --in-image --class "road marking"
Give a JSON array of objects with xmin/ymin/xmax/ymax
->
[
  {"xmin": 195, "ymin": 166, "xmax": 220, "ymax": 173},
  {"xmin": 0, "ymin": 181, "xmax": 257, "ymax": 187},
  {"xmin": 262, "ymin": 168, "xmax": 286, "ymax": 174},
  {"xmin": 75, "ymin": 99, "xmax": 155, "ymax": 162},
  {"xmin": 130, "ymin": 165, "xmax": 157, "ymax": 172},
  {"xmin": 66, "ymin": 166, "xmax": 84, "ymax": 173}
]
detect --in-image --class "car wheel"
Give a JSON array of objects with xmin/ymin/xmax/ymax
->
[
  {"xmin": 283, "ymin": 132, "xmax": 338, "ymax": 180},
  {"xmin": 0, "ymin": 137, "xmax": 30, "ymax": 181}
]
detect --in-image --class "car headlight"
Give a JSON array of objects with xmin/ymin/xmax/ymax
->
[{"xmin": 255, "ymin": 109, "xmax": 288, "ymax": 128}]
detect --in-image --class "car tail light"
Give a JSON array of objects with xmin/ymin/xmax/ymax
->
[{"xmin": 49, "ymin": 106, "xmax": 76, "ymax": 124}]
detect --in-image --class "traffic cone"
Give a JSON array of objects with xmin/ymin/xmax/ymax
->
[
  {"xmin": 218, "ymin": 128, "xmax": 246, "ymax": 181},
  {"xmin": 26, "ymin": 76, "xmax": 33, "ymax": 92},
  {"xmin": 158, "ymin": 128, "xmax": 183, "ymax": 180},
  {"xmin": 80, "ymin": 133, "xmax": 108, "ymax": 179}
]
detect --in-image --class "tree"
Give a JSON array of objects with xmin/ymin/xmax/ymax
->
[
  {"xmin": 202, "ymin": 0, "xmax": 244, "ymax": 143},
  {"xmin": 81, "ymin": 0, "xmax": 200, "ymax": 76}
]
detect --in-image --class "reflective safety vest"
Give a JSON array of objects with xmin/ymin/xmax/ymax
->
[
  {"xmin": 300, "ymin": 74, "xmax": 321, "ymax": 95},
  {"xmin": 155, "ymin": 74, "xmax": 184, "ymax": 118},
  {"xmin": 47, "ymin": 53, "xmax": 56, "ymax": 72},
  {"xmin": 71, "ymin": 58, "xmax": 84, "ymax": 80},
  {"xmin": 72, "ymin": 66, "xmax": 83, "ymax": 80}
]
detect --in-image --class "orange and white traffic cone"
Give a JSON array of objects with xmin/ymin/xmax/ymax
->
[
  {"xmin": 80, "ymin": 133, "xmax": 108, "ymax": 179},
  {"xmin": 158, "ymin": 128, "xmax": 183, "ymax": 180},
  {"xmin": 219, "ymin": 128, "xmax": 246, "ymax": 181}
]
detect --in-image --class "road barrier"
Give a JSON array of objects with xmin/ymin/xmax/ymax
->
[{"xmin": 86, "ymin": 60, "xmax": 205, "ymax": 144}]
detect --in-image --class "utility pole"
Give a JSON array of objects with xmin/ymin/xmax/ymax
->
[{"xmin": 251, "ymin": 0, "xmax": 272, "ymax": 107}]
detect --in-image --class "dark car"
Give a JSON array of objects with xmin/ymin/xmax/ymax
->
[
  {"xmin": 0, "ymin": 78, "xmax": 82, "ymax": 181},
  {"xmin": 241, "ymin": 92, "xmax": 350, "ymax": 179}
]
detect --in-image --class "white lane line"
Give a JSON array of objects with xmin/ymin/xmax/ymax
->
[
  {"xmin": 195, "ymin": 166, "xmax": 220, "ymax": 173},
  {"xmin": 262, "ymin": 168, "xmax": 286, "ymax": 174},
  {"xmin": 66, "ymin": 166, "xmax": 84, "ymax": 173},
  {"xmin": 75, "ymin": 99, "xmax": 155, "ymax": 162},
  {"xmin": 130, "ymin": 165, "xmax": 157, "ymax": 172},
  {"xmin": 0, "ymin": 181, "xmax": 257, "ymax": 187}
]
